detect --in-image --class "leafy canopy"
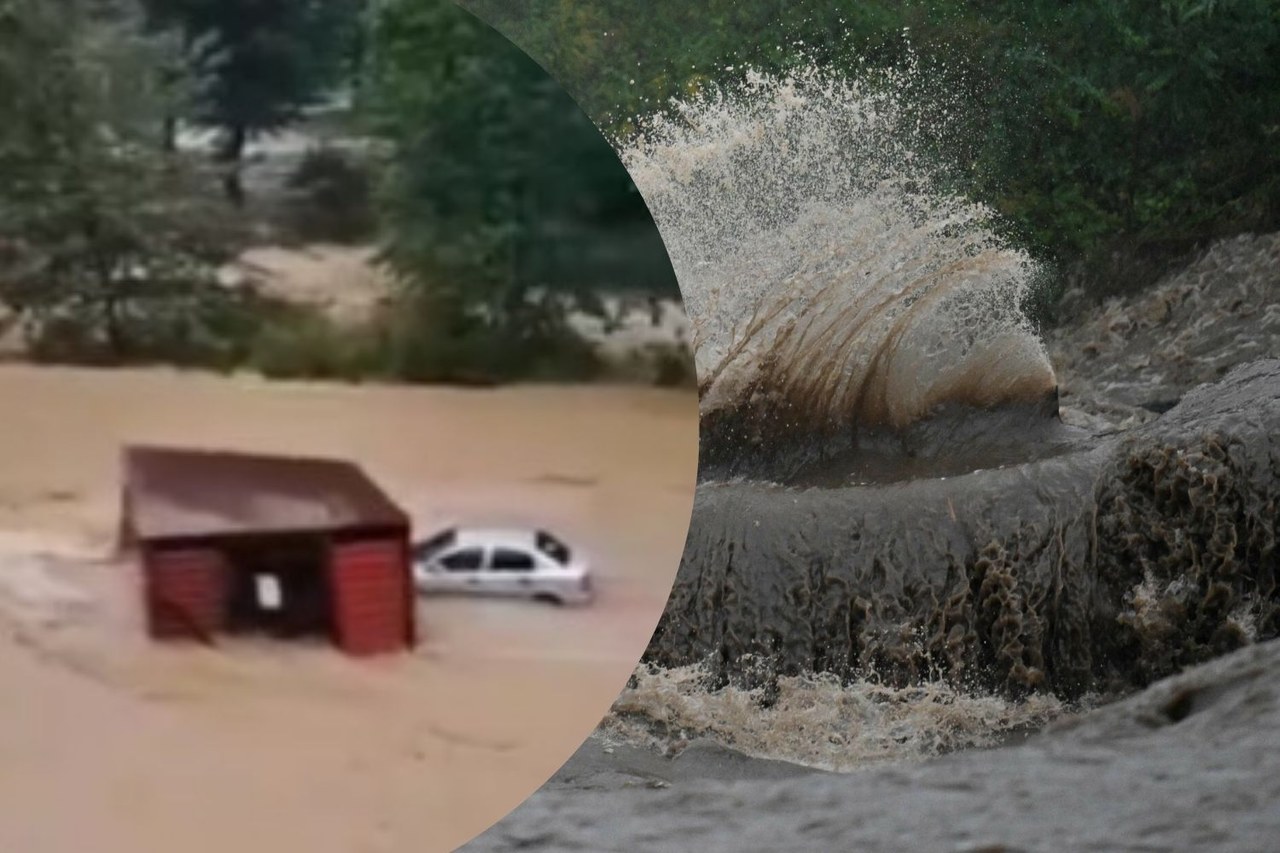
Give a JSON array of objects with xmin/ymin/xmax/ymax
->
[
  {"xmin": 366, "ymin": 0, "xmax": 678, "ymax": 352},
  {"xmin": 464, "ymin": 0, "xmax": 1280, "ymax": 299},
  {"xmin": 140, "ymin": 0, "xmax": 363, "ymax": 150}
]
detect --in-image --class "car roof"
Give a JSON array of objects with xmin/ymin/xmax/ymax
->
[{"xmin": 450, "ymin": 527, "xmax": 544, "ymax": 548}]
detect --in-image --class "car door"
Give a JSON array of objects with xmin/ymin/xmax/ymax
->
[
  {"xmin": 432, "ymin": 546, "xmax": 488, "ymax": 594},
  {"xmin": 486, "ymin": 546, "xmax": 539, "ymax": 597}
]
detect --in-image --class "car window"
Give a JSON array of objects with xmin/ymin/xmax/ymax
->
[
  {"xmin": 440, "ymin": 548, "xmax": 483, "ymax": 572},
  {"xmin": 490, "ymin": 548, "xmax": 536, "ymax": 571},
  {"xmin": 535, "ymin": 531, "xmax": 571, "ymax": 565},
  {"xmin": 414, "ymin": 528, "xmax": 457, "ymax": 560}
]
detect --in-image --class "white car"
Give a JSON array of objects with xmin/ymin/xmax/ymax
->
[{"xmin": 411, "ymin": 527, "xmax": 594, "ymax": 606}]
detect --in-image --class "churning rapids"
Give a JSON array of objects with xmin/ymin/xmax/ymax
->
[
  {"xmin": 469, "ymin": 59, "xmax": 1280, "ymax": 852},
  {"xmin": 468, "ymin": 59, "xmax": 1280, "ymax": 853},
  {"xmin": 610, "ymin": 65, "xmax": 1280, "ymax": 704}
]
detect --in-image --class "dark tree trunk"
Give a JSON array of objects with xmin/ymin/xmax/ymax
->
[
  {"xmin": 649, "ymin": 295, "xmax": 664, "ymax": 328},
  {"xmin": 222, "ymin": 168, "xmax": 246, "ymax": 208},
  {"xmin": 220, "ymin": 124, "xmax": 248, "ymax": 162},
  {"xmin": 220, "ymin": 124, "xmax": 248, "ymax": 208},
  {"xmin": 103, "ymin": 293, "xmax": 125, "ymax": 362},
  {"xmin": 162, "ymin": 115, "xmax": 177, "ymax": 153}
]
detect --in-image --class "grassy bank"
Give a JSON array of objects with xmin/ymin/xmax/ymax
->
[{"xmin": 9, "ymin": 286, "xmax": 696, "ymax": 390}]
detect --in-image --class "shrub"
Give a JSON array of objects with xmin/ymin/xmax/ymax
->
[
  {"xmin": 248, "ymin": 309, "xmax": 387, "ymax": 382},
  {"xmin": 23, "ymin": 285, "xmax": 267, "ymax": 371},
  {"xmin": 649, "ymin": 341, "xmax": 697, "ymax": 388},
  {"xmin": 284, "ymin": 146, "xmax": 378, "ymax": 244},
  {"xmin": 382, "ymin": 298, "xmax": 605, "ymax": 386}
]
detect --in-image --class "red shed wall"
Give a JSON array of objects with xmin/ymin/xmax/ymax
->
[
  {"xmin": 144, "ymin": 546, "xmax": 228, "ymax": 642},
  {"xmin": 329, "ymin": 535, "xmax": 414, "ymax": 656}
]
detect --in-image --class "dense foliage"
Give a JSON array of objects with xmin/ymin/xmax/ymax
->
[
  {"xmin": 1, "ymin": 0, "xmax": 689, "ymax": 385},
  {"xmin": 0, "ymin": 0, "xmax": 255, "ymax": 364},
  {"xmin": 362, "ymin": 0, "xmax": 678, "ymax": 381},
  {"xmin": 463, "ymin": 0, "xmax": 1280, "ymax": 301},
  {"xmin": 139, "ymin": 0, "xmax": 363, "ymax": 158}
]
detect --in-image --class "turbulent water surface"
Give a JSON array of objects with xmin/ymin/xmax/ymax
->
[
  {"xmin": 454, "ymin": 45, "xmax": 1280, "ymax": 852},
  {"xmin": 613, "ymin": 62, "xmax": 1279, "ymax": 702},
  {"xmin": 650, "ymin": 359, "xmax": 1279, "ymax": 699},
  {"xmin": 621, "ymin": 64, "xmax": 1059, "ymax": 482},
  {"xmin": 578, "ymin": 62, "xmax": 1280, "ymax": 779},
  {"xmin": 470, "ymin": 637, "xmax": 1280, "ymax": 852}
]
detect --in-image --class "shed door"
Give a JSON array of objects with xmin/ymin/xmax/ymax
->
[
  {"xmin": 146, "ymin": 547, "xmax": 228, "ymax": 642},
  {"xmin": 329, "ymin": 538, "xmax": 412, "ymax": 656}
]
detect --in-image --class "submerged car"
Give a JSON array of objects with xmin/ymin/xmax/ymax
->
[{"xmin": 410, "ymin": 527, "xmax": 594, "ymax": 606}]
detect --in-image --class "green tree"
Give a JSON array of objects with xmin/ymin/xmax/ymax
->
[
  {"xmin": 1, "ymin": 0, "xmax": 244, "ymax": 363},
  {"xmin": 365, "ymin": 0, "xmax": 677, "ymax": 381},
  {"xmin": 463, "ymin": 0, "xmax": 1280, "ymax": 303},
  {"xmin": 975, "ymin": 0, "xmax": 1280, "ymax": 293},
  {"xmin": 140, "ymin": 0, "xmax": 363, "ymax": 163}
]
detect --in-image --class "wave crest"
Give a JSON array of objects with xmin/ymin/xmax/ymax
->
[{"xmin": 621, "ymin": 63, "xmax": 1056, "ymax": 435}]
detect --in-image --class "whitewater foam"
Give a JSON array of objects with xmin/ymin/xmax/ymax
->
[
  {"xmin": 603, "ymin": 661, "xmax": 1077, "ymax": 772},
  {"xmin": 620, "ymin": 63, "xmax": 1056, "ymax": 439}
]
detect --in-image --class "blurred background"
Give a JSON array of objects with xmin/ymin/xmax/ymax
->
[
  {"xmin": 0, "ymin": 0, "xmax": 691, "ymax": 387},
  {"xmin": 0, "ymin": 3, "xmax": 699, "ymax": 850},
  {"xmin": 463, "ymin": 0, "xmax": 1280, "ymax": 319}
]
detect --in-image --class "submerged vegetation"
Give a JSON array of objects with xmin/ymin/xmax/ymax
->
[{"xmin": 0, "ymin": 0, "xmax": 689, "ymax": 386}]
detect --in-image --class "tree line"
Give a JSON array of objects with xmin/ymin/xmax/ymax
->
[
  {"xmin": 464, "ymin": 0, "xmax": 1280, "ymax": 309},
  {"xmin": 0, "ymin": 0, "xmax": 685, "ymax": 384}
]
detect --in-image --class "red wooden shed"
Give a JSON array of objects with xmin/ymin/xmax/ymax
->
[{"xmin": 118, "ymin": 445, "xmax": 416, "ymax": 656}]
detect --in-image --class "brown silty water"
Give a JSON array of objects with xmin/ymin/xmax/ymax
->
[
  {"xmin": 593, "ymin": 62, "xmax": 1280, "ymax": 768},
  {"xmin": 0, "ymin": 365, "xmax": 698, "ymax": 853}
]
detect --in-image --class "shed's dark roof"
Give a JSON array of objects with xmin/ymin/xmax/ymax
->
[{"xmin": 122, "ymin": 445, "xmax": 410, "ymax": 541}]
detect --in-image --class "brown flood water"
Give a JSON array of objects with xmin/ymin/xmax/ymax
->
[{"xmin": 0, "ymin": 364, "xmax": 697, "ymax": 852}]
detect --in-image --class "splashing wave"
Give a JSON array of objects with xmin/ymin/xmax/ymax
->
[{"xmin": 621, "ymin": 64, "xmax": 1057, "ymax": 461}]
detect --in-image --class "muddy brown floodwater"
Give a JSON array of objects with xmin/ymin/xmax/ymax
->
[{"xmin": 0, "ymin": 364, "xmax": 697, "ymax": 853}]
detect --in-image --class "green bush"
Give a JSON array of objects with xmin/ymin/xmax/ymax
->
[
  {"xmin": 381, "ymin": 297, "xmax": 604, "ymax": 386},
  {"xmin": 23, "ymin": 286, "xmax": 267, "ymax": 371},
  {"xmin": 649, "ymin": 342, "xmax": 697, "ymax": 388},
  {"xmin": 244, "ymin": 294, "xmax": 609, "ymax": 387},
  {"xmin": 284, "ymin": 146, "xmax": 378, "ymax": 244},
  {"xmin": 248, "ymin": 310, "xmax": 387, "ymax": 382},
  {"xmin": 596, "ymin": 341, "xmax": 698, "ymax": 388}
]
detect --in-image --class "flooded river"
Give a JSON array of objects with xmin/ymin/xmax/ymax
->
[{"xmin": 0, "ymin": 364, "xmax": 697, "ymax": 852}]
